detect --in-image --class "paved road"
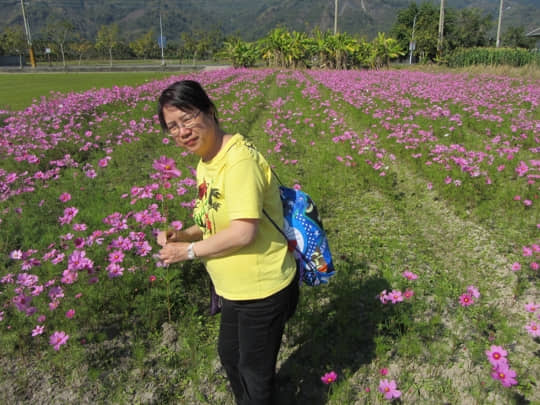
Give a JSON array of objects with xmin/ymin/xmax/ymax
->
[{"xmin": 0, "ymin": 64, "xmax": 232, "ymax": 73}]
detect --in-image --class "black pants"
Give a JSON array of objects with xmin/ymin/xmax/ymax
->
[{"xmin": 218, "ymin": 276, "xmax": 299, "ymax": 405}]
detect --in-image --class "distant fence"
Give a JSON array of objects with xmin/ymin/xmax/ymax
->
[{"xmin": 0, "ymin": 56, "xmax": 25, "ymax": 67}]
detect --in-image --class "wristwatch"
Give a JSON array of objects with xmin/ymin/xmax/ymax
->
[{"xmin": 187, "ymin": 242, "xmax": 196, "ymax": 260}]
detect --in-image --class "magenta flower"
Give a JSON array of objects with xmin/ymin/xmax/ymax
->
[
  {"xmin": 530, "ymin": 262, "xmax": 539, "ymax": 271},
  {"xmin": 388, "ymin": 290, "xmax": 403, "ymax": 304},
  {"xmin": 491, "ymin": 364, "xmax": 518, "ymax": 387},
  {"xmin": 525, "ymin": 322, "xmax": 540, "ymax": 337},
  {"xmin": 524, "ymin": 303, "xmax": 538, "ymax": 313},
  {"xmin": 402, "ymin": 270, "xmax": 418, "ymax": 280},
  {"xmin": 378, "ymin": 379, "xmax": 401, "ymax": 400},
  {"xmin": 152, "ymin": 156, "xmax": 181, "ymax": 179},
  {"xmin": 511, "ymin": 262, "xmax": 521, "ymax": 272},
  {"xmin": 321, "ymin": 371, "xmax": 338, "ymax": 384},
  {"xmin": 379, "ymin": 368, "xmax": 389, "ymax": 376},
  {"xmin": 65, "ymin": 309, "xmax": 75, "ymax": 319},
  {"xmin": 485, "ymin": 345, "xmax": 508, "ymax": 367},
  {"xmin": 9, "ymin": 250, "xmax": 23, "ymax": 260},
  {"xmin": 466, "ymin": 285, "xmax": 480, "ymax": 299},
  {"xmin": 171, "ymin": 220, "xmax": 183, "ymax": 231},
  {"xmin": 403, "ymin": 289, "xmax": 414, "ymax": 299},
  {"xmin": 32, "ymin": 325, "xmax": 45, "ymax": 336},
  {"xmin": 108, "ymin": 250, "xmax": 125, "ymax": 264},
  {"xmin": 378, "ymin": 290, "xmax": 389, "ymax": 304},
  {"xmin": 49, "ymin": 331, "xmax": 69, "ymax": 350},
  {"xmin": 59, "ymin": 192, "xmax": 71, "ymax": 202},
  {"xmin": 459, "ymin": 293, "xmax": 474, "ymax": 307}
]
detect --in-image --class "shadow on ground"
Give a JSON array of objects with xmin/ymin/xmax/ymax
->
[{"xmin": 274, "ymin": 259, "xmax": 393, "ymax": 404}]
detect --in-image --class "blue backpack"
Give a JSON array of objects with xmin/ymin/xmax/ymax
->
[{"xmin": 264, "ymin": 183, "xmax": 335, "ymax": 286}]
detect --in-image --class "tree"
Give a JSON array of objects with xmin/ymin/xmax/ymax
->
[
  {"xmin": 369, "ymin": 32, "xmax": 405, "ymax": 69},
  {"xmin": 391, "ymin": 2, "xmax": 440, "ymax": 62},
  {"xmin": 502, "ymin": 26, "xmax": 535, "ymax": 49},
  {"xmin": 95, "ymin": 24, "xmax": 119, "ymax": 67},
  {"xmin": 130, "ymin": 30, "xmax": 158, "ymax": 60},
  {"xmin": 46, "ymin": 19, "xmax": 74, "ymax": 68},
  {"xmin": 1, "ymin": 27, "xmax": 27, "ymax": 67},
  {"xmin": 222, "ymin": 39, "xmax": 259, "ymax": 68},
  {"xmin": 446, "ymin": 8, "xmax": 492, "ymax": 50},
  {"xmin": 70, "ymin": 40, "xmax": 94, "ymax": 65}
]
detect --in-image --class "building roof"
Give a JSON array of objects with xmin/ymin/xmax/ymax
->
[{"xmin": 526, "ymin": 27, "xmax": 540, "ymax": 37}]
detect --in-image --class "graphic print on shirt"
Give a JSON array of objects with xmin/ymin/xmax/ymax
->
[{"xmin": 194, "ymin": 178, "xmax": 221, "ymax": 235}]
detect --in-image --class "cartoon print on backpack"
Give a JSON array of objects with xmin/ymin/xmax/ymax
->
[{"xmin": 279, "ymin": 185, "xmax": 335, "ymax": 286}]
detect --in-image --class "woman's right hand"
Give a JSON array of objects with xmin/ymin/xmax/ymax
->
[{"xmin": 157, "ymin": 229, "xmax": 176, "ymax": 247}]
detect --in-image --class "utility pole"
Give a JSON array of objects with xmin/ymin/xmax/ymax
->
[
  {"xmin": 334, "ymin": 0, "xmax": 338, "ymax": 35},
  {"xmin": 409, "ymin": 14, "xmax": 417, "ymax": 65},
  {"xmin": 496, "ymin": 0, "xmax": 503, "ymax": 48},
  {"xmin": 437, "ymin": 0, "xmax": 445, "ymax": 58},
  {"xmin": 20, "ymin": 0, "xmax": 36, "ymax": 67},
  {"xmin": 159, "ymin": 11, "xmax": 165, "ymax": 66}
]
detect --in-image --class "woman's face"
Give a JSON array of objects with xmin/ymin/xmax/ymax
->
[{"xmin": 162, "ymin": 104, "xmax": 218, "ymax": 161}]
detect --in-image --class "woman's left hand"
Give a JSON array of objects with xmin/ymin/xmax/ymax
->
[{"xmin": 159, "ymin": 243, "xmax": 190, "ymax": 264}]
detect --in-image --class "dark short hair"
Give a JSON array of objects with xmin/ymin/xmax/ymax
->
[{"xmin": 157, "ymin": 80, "xmax": 219, "ymax": 130}]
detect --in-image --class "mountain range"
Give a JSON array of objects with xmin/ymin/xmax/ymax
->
[{"xmin": 2, "ymin": 0, "xmax": 539, "ymax": 42}]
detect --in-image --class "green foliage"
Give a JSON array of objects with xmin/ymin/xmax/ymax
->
[
  {"xmin": 447, "ymin": 47, "xmax": 540, "ymax": 67},
  {"xmin": 95, "ymin": 24, "xmax": 119, "ymax": 66}
]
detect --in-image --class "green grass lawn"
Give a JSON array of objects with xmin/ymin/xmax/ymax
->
[{"xmin": 0, "ymin": 71, "xmax": 176, "ymax": 111}]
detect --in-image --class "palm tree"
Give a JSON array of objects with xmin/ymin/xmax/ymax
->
[{"xmin": 370, "ymin": 32, "xmax": 405, "ymax": 69}]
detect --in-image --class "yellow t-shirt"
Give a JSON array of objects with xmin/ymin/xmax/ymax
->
[{"xmin": 193, "ymin": 134, "xmax": 296, "ymax": 300}]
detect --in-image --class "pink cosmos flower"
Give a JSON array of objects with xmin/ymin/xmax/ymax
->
[
  {"xmin": 65, "ymin": 309, "xmax": 75, "ymax": 319},
  {"xmin": 522, "ymin": 246, "xmax": 533, "ymax": 257},
  {"xmin": 321, "ymin": 371, "xmax": 338, "ymax": 384},
  {"xmin": 378, "ymin": 290, "xmax": 389, "ymax": 304},
  {"xmin": 32, "ymin": 325, "xmax": 45, "ymax": 336},
  {"xmin": 108, "ymin": 250, "xmax": 125, "ymax": 264},
  {"xmin": 403, "ymin": 289, "xmax": 414, "ymax": 299},
  {"xmin": 149, "ymin": 275, "xmax": 157, "ymax": 283},
  {"xmin": 98, "ymin": 158, "xmax": 109, "ymax": 168},
  {"xmin": 379, "ymin": 368, "xmax": 389, "ymax": 376},
  {"xmin": 389, "ymin": 290, "xmax": 403, "ymax": 304},
  {"xmin": 491, "ymin": 364, "xmax": 518, "ymax": 387},
  {"xmin": 402, "ymin": 270, "xmax": 418, "ymax": 280},
  {"xmin": 525, "ymin": 303, "xmax": 538, "ymax": 313},
  {"xmin": 459, "ymin": 293, "xmax": 474, "ymax": 307},
  {"xmin": 153, "ymin": 156, "xmax": 182, "ymax": 179},
  {"xmin": 530, "ymin": 262, "xmax": 539, "ymax": 271},
  {"xmin": 9, "ymin": 250, "xmax": 23, "ymax": 260},
  {"xmin": 467, "ymin": 285, "xmax": 480, "ymax": 299},
  {"xmin": 171, "ymin": 220, "xmax": 183, "ymax": 231},
  {"xmin": 485, "ymin": 345, "xmax": 508, "ymax": 367},
  {"xmin": 511, "ymin": 262, "xmax": 521, "ymax": 271},
  {"xmin": 523, "ymin": 200, "xmax": 532, "ymax": 207},
  {"xmin": 49, "ymin": 331, "xmax": 69, "ymax": 350},
  {"xmin": 525, "ymin": 322, "xmax": 540, "ymax": 337},
  {"xmin": 378, "ymin": 379, "xmax": 401, "ymax": 400},
  {"xmin": 293, "ymin": 183, "xmax": 302, "ymax": 190},
  {"xmin": 513, "ymin": 195, "xmax": 521, "ymax": 201},
  {"xmin": 59, "ymin": 192, "xmax": 71, "ymax": 202}
]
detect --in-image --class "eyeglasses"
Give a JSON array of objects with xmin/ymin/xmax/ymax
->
[{"xmin": 166, "ymin": 110, "xmax": 201, "ymax": 136}]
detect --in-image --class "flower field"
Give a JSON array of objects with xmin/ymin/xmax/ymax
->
[{"xmin": 0, "ymin": 68, "xmax": 538, "ymax": 404}]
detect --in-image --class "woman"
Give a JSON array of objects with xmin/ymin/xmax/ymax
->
[{"xmin": 156, "ymin": 80, "xmax": 298, "ymax": 405}]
